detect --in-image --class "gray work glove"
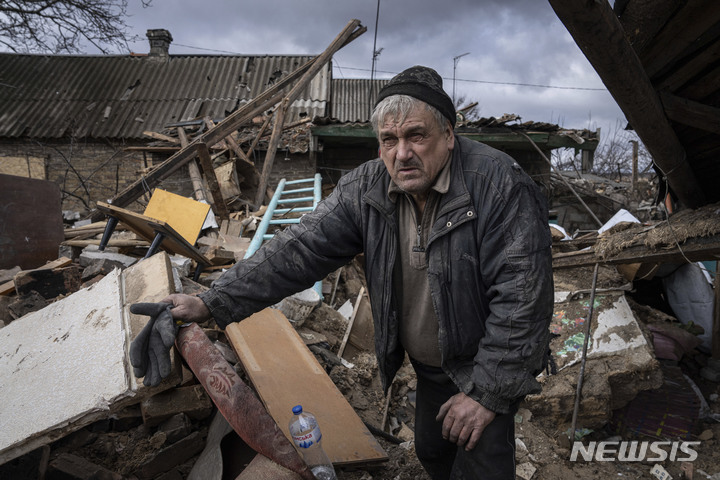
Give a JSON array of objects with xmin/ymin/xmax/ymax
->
[{"xmin": 129, "ymin": 302, "xmax": 178, "ymax": 387}]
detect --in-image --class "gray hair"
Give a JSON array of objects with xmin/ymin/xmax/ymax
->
[{"xmin": 370, "ymin": 95, "xmax": 449, "ymax": 135}]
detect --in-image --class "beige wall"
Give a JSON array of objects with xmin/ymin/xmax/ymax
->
[{"xmin": 0, "ymin": 156, "xmax": 46, "ymax": 179}]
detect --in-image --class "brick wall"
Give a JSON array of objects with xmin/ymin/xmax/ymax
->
[
  {"xmin": 0, "ymin": 139, "xmax": 317, "ymax": 215},
  {"xmin": 0, "ymin": 139, "xmax": 193, "ymax": 214}
]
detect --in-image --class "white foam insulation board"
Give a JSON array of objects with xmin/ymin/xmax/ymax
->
[{"xmin": 0, "ymin": 252, "xmax": 177, "ymax": 464}]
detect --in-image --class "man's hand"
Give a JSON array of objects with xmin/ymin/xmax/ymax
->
[
  {"xmin": 436, "ymin": 393, "xmax": 496, "ymax": 451},
  {"xmin": 161, "ymin": 293, "xmax": 211, "ymax": 324},
  {"xmin": 129, "ymin": 302, "xmax": 177, "ymax": 387}
]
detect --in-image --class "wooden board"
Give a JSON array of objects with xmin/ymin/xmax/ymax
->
[
  {"xmin": 143, "ymin": 188, "xmax": 210, "ymax": 245},
  {"xmin": 96, "ymin": 201, "xmax": 210, "ymax": 266},
  {"xmin": 0, "ymin": 257, "xmax": 72, "ymax": 296},
  {"xmin": 226, "ymin": 309, "xmax": 387, "ymax": 467},
  {"xmin": 338, "ymin": 288, "xmax": 375, "ymax": 361},
  {"xmin": 0, "ymin": 174, "xmax": 64, "ymax": 270}
]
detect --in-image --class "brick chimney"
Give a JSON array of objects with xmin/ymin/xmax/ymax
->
[{"xmin": 146, "ymin": 29, "xmax": 173, "ymax": 58}]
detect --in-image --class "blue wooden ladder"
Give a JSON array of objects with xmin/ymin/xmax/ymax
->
[{"xmin": 244, "ymin": 174, "xmax": 324, "ymax": 297}]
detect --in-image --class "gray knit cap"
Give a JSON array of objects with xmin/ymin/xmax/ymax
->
[{"xmin": 375, "ymin": 65, "xmax": 456, "ymax": 127}]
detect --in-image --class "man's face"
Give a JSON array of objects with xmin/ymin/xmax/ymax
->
[{"xmin": 378, "ymin": 106, "xmax": 454, "ymax": 198}]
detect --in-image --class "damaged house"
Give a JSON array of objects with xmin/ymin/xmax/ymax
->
[{"xmin": 1, "ymin": 4, "xmax": 720, "ymax": 478}]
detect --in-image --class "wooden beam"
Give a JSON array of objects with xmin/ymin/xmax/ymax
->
[
  {"xmin": 196, "ymin": 142, "xmax": 229, "ymax": 220},
  {"xmin": 143, "ymin": 130, "xmax": 179, "ymax": 144},
  {"xmin": 552, "ymin": 235, "xmax": 720, "ymax": 269},
  {"xmin": 0, "ymin": 257, "xmax": 72, "ymax": 296},
  {"xmin": 639, "ymin": 1, "xmax": 720, "ymax": 78},
  {"xmin": 254, "ymin": 19, "xmax": 366, "ymax": 208},
  {"xmin": 617, "ymin": 0, "xmax": 681, "ymax": 58},
  {"xmin": 178, "ymin": 127, "xmax": 208, "ymax": 203},
  {"xmin": 660, "ymin": 92, "xmax": 720, "ymax": 136},
  {"xmin": 204, "ymin": 116, "xmax": 252, "ymax": 165},
  {"xmin": 655, "ymin": 34, "xmax": 720, "ymax": 92},
  {"xmin": 549, "ymin": 0, "xmax": 706, "ymax": 209}
]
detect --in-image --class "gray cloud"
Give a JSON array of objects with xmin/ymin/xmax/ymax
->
[{"xmin": 121, "ymin": 0, "xmax": 625, "ymax": 132}]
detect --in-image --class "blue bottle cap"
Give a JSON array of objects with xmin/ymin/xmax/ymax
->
[{"xmin": 292, "ymin": 405, "xmax": 303, "ymax": 414}]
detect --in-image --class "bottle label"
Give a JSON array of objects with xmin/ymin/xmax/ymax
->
[{"xmin": 292, "ymin": 425, "xmax": 322, "ymax": 448}]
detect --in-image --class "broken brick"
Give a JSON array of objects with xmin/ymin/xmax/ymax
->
[{"xmin": 48, "ymin": 452, "xmax": 122, "ymax": 480}]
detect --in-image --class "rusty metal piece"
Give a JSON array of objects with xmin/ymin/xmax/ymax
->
[{"xmin": 176, "ymin": 323, "xmax": 313, "ymax": 480}]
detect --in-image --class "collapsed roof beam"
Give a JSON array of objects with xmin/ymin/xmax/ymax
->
[{"xmin": 548, "ymin": 0, "xmax": 706, "ymax": 209}]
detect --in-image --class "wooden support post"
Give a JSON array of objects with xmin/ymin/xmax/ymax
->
[
  {"xmin": 246, "ymin": 112, "xmax": 273, "ymax": 159},
  {"xmin": 254, "ymin": 19, "xmax": 366, "ymax": 209},
  {"xmin": 548, "ymin": 0, "xmax": 706, "ymax": 209},
  {"xmin": 177, "ymin": 127, "xmax": 208, "ymax": 203},
  {"xmin": 630, "ymin": 140, "xmax": 638, "ymax": 188},
  {"xmin": 196, "ymin": 142, "xmax": 229, "ymax": 220}
]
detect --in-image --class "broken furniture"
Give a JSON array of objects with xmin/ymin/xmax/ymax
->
[{"xmin": 96, "ymin": 190, "xmax": 211, "ymax": 279}]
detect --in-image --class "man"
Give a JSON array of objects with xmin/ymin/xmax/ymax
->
[{"xmin": 137, "ymin": 66, "xmax": 553, "ymax": 480}]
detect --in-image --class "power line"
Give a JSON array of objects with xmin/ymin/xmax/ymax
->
[
  {"xmin": 334, "ymin": 65, "xmax": 607, "ymax": 91},
  {"xmin": 163, "ymin": 43, "xmax": 606, "ymax": 92}
]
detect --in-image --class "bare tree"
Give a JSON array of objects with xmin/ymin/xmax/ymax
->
[
  {"xmin": 551, "ymin": 120, "xmax": 652, "ymax": 180},
  {"xmin": 591, "ymin": 120, "xmax": 652, "ymax": 179},
  {"xmin": 0, "ymin": 0, "xmax": 152, "ymax": 54}
]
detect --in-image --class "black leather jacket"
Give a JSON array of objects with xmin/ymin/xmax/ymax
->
[{"xmin": 200, "ymin": 135, "xmax": 554, "ymax": 414}]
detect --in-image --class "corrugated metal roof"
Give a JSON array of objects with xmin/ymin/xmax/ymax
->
[
  {"xmin": 330, "ymin": 78, "xmax": 388, "ymax": 122},
  {"xmin": 0, "ymin": 53, "xmax": 329, "ymax": 140}
]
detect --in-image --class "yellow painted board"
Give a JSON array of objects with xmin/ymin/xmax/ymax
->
[
  {"xmin": 143, "ymin": 189, "xmax": 210, "ymax": 245},
  {"xmin": 226, "ymin": 308, "xmax": 388, "ymax": 467}
]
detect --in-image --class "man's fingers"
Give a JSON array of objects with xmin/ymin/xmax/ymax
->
[
  {"xmin": 447, "ymin": 418, "xmax": 466, "ymax": 444},
  {"xmin": 465, "ymin": 427, "xmax": 484, "ymax": 451},
  {"xmin": 435, "ymin": 398, "xmax": 453, "ymax": 422}
]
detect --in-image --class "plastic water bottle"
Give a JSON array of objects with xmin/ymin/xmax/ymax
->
[{"xmin": 288, "ymin": 405, "xmax": 338, "ymax": 480}]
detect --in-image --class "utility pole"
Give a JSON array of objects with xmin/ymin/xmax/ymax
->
[
  {"xmin": 630, "ymin": 140, "xmax": 639, "ymax": 188},
  {"xmin": 452, "ymin": 52, "xmax": 470, "ymax": 104}
]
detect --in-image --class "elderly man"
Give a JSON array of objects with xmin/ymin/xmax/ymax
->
[{"xmin": 135, "ymin": 65, "xmax": 553, "ymax": 480}]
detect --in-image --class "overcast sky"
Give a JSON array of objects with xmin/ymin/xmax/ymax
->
[{"xmin": 119, "ymin": 0, "xmax": 626, "ymax": 135}]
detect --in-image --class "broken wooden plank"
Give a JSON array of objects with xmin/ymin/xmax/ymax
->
[
  {"xmin": 178, "ymin": 126, "xmax": 209, "ymax": 204},
  {"xmin": 338, "ymin": 287, "xmax": 375, "ymax": 361},
  {"xmin": 14, "ymin": 265, "xmax": 81, "ymax": 299},
  {"xmin": 226, "ymin": 308, "xmax": 387, "ymax": 467},
  {"xmin": 196, "ymin": 142, "xmax": 230, "ymax": 220},
  {"xmin": 143, "ymin": 130, "xmax": 180, "ymax": 144},
  {"xmin": 553, "ymin": 234, "xmax": 720, "ymax": 269},
  {"xmin": 254, "ymin": 19, "xmax": 366, "ymax": 208},
  {"xmin": 0, "ymin": 257, "xmax": 72, "ymax": 296},
  {"xmin": 660, "ymin": 92, "xmax": 720, "ymax": 136}
]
